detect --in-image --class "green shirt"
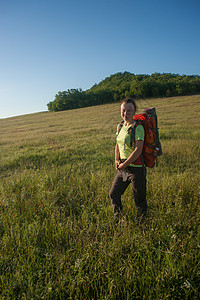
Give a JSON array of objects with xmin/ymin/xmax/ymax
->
[{"xmin": 116, "ymin": 122, "xmax": 144, "ymax": 167}]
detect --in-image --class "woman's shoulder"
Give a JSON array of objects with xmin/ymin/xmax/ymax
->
[
  {"xmin": 135, "ymin": 123, "xmax": 145, "ymax": 133},
  {"xmin": 136, "ymin": 123, "xmax": 144, "ymax": 129}
]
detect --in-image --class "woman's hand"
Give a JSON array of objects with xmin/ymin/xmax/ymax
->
[{"xmin": 117, "ymin": 163, "xmax": 126, "ymax": 171}]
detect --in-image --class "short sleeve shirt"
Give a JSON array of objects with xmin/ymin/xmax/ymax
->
[{"xmin": 116, "ymin": 122, "xmax": 144, "ymax": 167}]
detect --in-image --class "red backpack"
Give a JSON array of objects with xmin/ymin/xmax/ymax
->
[
  {"xmin": 133, "ymin": 107, "xmax": 162, "ymax": 167},
  {"xmin": 118, "ymin": 107, "xmax": 162, "ymax": 167}
]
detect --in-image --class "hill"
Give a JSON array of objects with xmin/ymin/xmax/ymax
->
[
  {"xmin": 47, "ymin": 72, "xmax": 200, "ymax": 112},
  {"xmin": 89, "ymin": 71, "xmax": 200, "ymax": 96},
  {"xmin": 0, "ymin": 95, "xmax": 200, "ymax": 299}
]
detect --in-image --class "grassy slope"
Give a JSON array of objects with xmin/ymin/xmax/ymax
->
[{"xmin": 0, "ymin": 95, "xmax": 199, "ymax": 299}]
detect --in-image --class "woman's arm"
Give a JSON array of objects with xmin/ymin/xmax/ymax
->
[
  {"xmin": 115, "ymin": 143, "xmax": 120, "ymax": 170},
  {"xmin": 117, "ymin": 140, "xmax": 144, "ymax": 170}
]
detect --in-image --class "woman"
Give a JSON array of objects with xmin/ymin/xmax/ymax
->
[{"xmin": 109, "ymin": 98, "xmax": 147, "ymax": 221}]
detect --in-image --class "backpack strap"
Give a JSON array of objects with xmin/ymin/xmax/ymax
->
[
  {"xmin": 117, "ymin": 120, "xmax": 124, "ymax": 134},
  {"xmin": 129, "ymin": 120, "xmax": 142, "ymax": 147}
]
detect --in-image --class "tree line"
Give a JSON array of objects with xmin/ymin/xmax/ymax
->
[{"xmin": 47, "ymin": 72, "xmax": 200, "ymax": 112}]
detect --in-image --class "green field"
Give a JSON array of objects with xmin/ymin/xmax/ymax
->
[{"xmin": 0, "ymin": 95, "xmax": 199, "ymax": 299}]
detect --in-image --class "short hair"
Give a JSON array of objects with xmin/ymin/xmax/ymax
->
[{"xmin": 121, "ymin": 98, "xmax": 137, "ymax": 111}]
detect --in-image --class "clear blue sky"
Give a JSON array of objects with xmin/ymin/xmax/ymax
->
[{"xmin": 1, "ymin": 0, "xmax": 199, "ymax": 118}]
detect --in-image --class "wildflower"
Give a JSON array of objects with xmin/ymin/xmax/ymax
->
[
  {"xmin": 182, "ymin": 280, "xmax": 191, "ymax": 288},
  {"xmin": 75, "ymin": 258, "xmax": 82, "ymax": 268},
  {"xmin": 171, "ymin": 234, "xmax": 177, "ymax": 239}
]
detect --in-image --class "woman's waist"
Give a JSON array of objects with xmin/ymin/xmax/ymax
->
[{"xmin": 119, "ymin": 158, "xmax": 143, "ymax": 168}]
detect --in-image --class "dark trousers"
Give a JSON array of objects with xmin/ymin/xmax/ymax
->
[{"xmin": 109, "ymin": 167, "xmax": 147, "ymax": 218}]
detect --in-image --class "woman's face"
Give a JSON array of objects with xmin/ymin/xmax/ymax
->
[{"xmin": 121, "ymin": 102, "xmax": 135, "ymax": 123}]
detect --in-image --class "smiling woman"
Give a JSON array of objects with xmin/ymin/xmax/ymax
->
[{"xmin": 109, "ymin": 98, "xmax": 147, "ymax": 221}]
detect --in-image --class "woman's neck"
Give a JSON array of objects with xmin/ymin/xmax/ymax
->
[{"xmin": 125, "ymin": 120, "xmax": 134, "ymax": 126}]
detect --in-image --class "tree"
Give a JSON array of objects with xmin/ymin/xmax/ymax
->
[{"xmin": 47, "ymin": 72, "xmax": 200, "ymax": 112}]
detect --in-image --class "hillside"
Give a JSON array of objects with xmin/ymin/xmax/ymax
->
[{"xmin": 0, "ymin": 95, "xmax": 200, "ymax": 299}]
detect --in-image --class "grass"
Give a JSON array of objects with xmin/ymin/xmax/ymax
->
[{"xmin": 0, "ymin": 95, "xmax": 200, "ymax": 299}]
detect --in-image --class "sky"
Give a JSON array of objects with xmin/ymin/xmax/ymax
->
[{"xmin": 0, "ymin": 0, "xmax": 200, "ymax": 118}]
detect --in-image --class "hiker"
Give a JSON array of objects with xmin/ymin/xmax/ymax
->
[{"xmin": 109, "ymin": 98, "xmax": 147, "ymax": 221}]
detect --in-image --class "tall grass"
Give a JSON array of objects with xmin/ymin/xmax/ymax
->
[{"xmin": 0, "ymin": 95, "xmax": 199, "ymax": 299}]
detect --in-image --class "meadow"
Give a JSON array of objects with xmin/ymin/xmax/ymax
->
[{"xmin": 0, "ymin": 95, "xmax": 199, "ymax": 299}]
